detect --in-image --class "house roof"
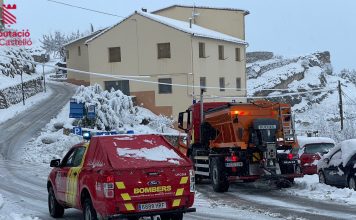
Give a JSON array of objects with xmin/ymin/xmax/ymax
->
[
  {"xmin": 151, "ymin": 4, "xmax": 250, "ymax": 16},
  {"xmin": 85, "ymin": 11, "xmax": 247, "ymax": 45},
  {"xmin": 63, "ymin": 29, "xmax": 104, "ymax": 47}
]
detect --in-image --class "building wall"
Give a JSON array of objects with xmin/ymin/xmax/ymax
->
[
  {"xmin": 191, "ymin": 37, "xmax": 247, "ymax": 102},
  {"xmin": 66, "ymin": 39, "xmax": 90, "ymax": 85},
  {"xmin": 153, "ymin": 7, "xmax": 246, "ymax": 40},
  {"xmin": 83, "ymin": 12, "xmax": 247, "ymax": 120},
  {"xmin": 87, "ymin": 13, "xmax": 194, "ymax": 119}
]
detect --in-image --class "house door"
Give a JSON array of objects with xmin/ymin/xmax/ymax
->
[{"xmin": 104, "ymin": 80, "xmax": 130, "ymax": 95}]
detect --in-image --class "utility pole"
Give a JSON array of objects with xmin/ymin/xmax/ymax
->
[
  {"xmin": 42, "ymin": 63, "xmax": 46, "ymax": 93},
  {"xmin": 20, "ymin": 71, "xmax": 25, "ymax": 105},
  {"xmin": 338, "ymin": 80, "xmax": 343, "ymax": 130}
]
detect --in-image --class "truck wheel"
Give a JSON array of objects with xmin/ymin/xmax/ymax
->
[
  {"xmin": 211, "ymin": 157, "xmax": 229, "ymax": 192},
  {"xmin": 48, "ymin": 186, "xmax": 64, "ymax": 218},
  {"xmin": 83, "ymin": 197, "xmax": 98, "ymax": 220},
  {"xmin": 160, "ymin": 213, "xmax": 183, "ymax": 220}
]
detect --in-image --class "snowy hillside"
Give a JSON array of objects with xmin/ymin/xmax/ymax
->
[{"xmin": 247, "ymin": 51, "xmax": 356, "ymax": 141}]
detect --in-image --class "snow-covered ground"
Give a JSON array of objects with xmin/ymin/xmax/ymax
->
[
  {"xmin": 284, "ymin": 174, "xmax": 356, "ymax": 205},
  {"xmin": 0, "ymin": 89, "xmax": 52, "ymax": 124}
]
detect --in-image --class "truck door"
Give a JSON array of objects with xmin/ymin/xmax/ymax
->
[{"xmin": 55, "ymin": 148, "xmax": 76, "ymax": 203}]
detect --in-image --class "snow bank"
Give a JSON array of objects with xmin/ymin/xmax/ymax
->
[
  {"xmin": 18, "ymin": 102, "xmax": 82, "ymax": 163},
  {"xmin": 0, "ymin": 88, "xmax": 52, "ymax": 124},
  {"xmin": 117, "ymin": 145, "xmax": 182, "ymax": 164},
  {"xmin": 284, "ymin": 175, "xmax": 356, "ymax": 205},
  {"xmin": 0, "ymin": 194, "xmax": 40, "ymax": 220}
]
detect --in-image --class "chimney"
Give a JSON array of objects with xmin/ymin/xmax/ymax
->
[
  {"xmin": 141, "ymin": 8, "xmax": 147, "ymax": 12},
  {"xmin": 189, "ymin": 18, "xmax": 192, "ymax": 28}
]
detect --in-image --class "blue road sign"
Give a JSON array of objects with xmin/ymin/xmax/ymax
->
[
  {"xmin": 73, "ymin": 127, "xmax": 82, "ymax": 135},
  {"xmin": 87, "ymin": 104, "xmax": 96, "ymax": 119},
  {"xmin": 69, "ymin": 101, "xmax": 84, "ymax": 119}
]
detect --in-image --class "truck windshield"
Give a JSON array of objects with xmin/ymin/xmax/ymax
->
[{"xmin": 257, "ymin": 129, "xmax": 276, "ymax": 144}]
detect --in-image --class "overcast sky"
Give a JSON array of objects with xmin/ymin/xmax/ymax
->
[{"xmin": 11, "ymin": 0, "xmax": 356, "ymax": 72}]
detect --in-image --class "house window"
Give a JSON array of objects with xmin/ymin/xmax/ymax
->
[
  {"xmin": 104, "ymin": 80, "xmax": 130, "ymax": 95},
  {"xmin": 219, "ymin": 77, "xmax": 225, "ymax": 91},
  {"xmin": 78, "ymin": 46, "xmax": 81, "ymax": 56},
  {"xmin": 218, "ymin": 45, "xmax": 224, "ymax": 60},
  {"xmin": 236, "ymin": 77, "xmax": 241, "ymax": 91},
  {"xmin": 199, "ymin": 42, "xmax": 206, "ymax": 58},
  {"xmin": 109, "ymin": 47, "xmax": 121, "ymax": 62},
  {"xmin": 200, "ymin": 77, "xmax": 206, "ymax": 89},
  {"xmin": 235, "ymin": 48, "xmax": 241, "ymax": 61},
  {"xmin": 158, "ymin": 78, "xmax": 172, "ymax": 94},
  {"xmin": 66, "ymin": 50, "xmax": 69, "ymax": 59},
  {"xmin": 157, "ymin": 43, "xmax": 171, "ymax": 59}
]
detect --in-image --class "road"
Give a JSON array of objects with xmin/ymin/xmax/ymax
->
[{"xmin": 0, "ymin": 82, "xmax": 355, "ymax": 220}]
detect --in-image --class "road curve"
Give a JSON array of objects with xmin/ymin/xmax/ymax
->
[{"xmin": 0, "ymin": 82, "xmax": 76, "ymax": 159}]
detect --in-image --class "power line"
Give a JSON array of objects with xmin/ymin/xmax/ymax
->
[
  {"xmin": 47, "ymin": 0, "xmax": 126, "ymax": 18},
  {"xmin": 342, "ymin": 91, "xmax": 356, "ymax": 105},
  {"xmin": 0, "ymin": 54, "xmax": 337, "ymax": 98}
]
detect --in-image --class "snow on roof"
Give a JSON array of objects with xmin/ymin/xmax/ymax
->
[
  {"xmin": 297, "ymin": 136, "xmax": 335, "ymax": 147},
  {"xmin": 63, "ymin": 29, "xmax": 105, "ymax": 47},
  {"xmin": 86, "ymin": 11, "xmax": 247, "ymax": 45},
  {"xmin": 117, "ymin": 145, "xmax": 182, "ymax": 165},
  {"xmin": 151, "ymin": 4, "xmax": 250, "ymax": 15},
  {"xmin": 340, "ymin": 139, "xmax": 356, "ymax": 167},
  {"xmin": 318, "ymin": 139, "xmax": 356, "ymax": 169}
]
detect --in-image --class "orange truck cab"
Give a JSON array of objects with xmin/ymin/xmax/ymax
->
[{"xmin": 47, "ymin": 134, "xmax": 195, "ymax": 220}]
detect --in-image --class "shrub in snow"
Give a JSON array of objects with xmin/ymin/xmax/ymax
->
[
  {"xmin": 72, "ymin": 84, "xmax": 174, "ymax": 133},
  {"xmin": 0, "ymin": 47, "xmax": 38, "ymax": 77}
]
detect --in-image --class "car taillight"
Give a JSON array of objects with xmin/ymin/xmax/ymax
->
[
  {"xmin": 103, "ymin": 175, "xmax": 115, "ymax": 198},
  {"xmin": 288, "ymin": 153, "xmax": 293, "ymax": 160},
  {"xmin": 189, "ymin": 169, "xmax": 195, "ymax": 193}
]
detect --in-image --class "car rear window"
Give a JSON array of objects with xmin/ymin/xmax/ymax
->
[{"xmin": 304, "ymin": 143, "xmax": 335, "ymax": 155}]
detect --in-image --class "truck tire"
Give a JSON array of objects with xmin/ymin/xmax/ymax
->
[
  {"xmin": 83, "ymin": 197, "xmax": 98, "ymax": 220},
  {"xmin": 48, "ymin": 186, "xmax": 64, "ymax": 218},
  {"xmin": 160, "ymin": 213, "xmax": 183, "ymax": 220},
  {"xmin": 211, "ymin": 157, "xmax": 229, "ymax": 192}
]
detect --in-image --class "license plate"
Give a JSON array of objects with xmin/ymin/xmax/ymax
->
[
  {"xmin": 282, "ymin": 160, "xmax": 296, "ymax": 164},
  {"xmin": 225, "ymin": 162, "xmax": 243, "ymax": 167},
  {"xmin": 138, "ymin": 202, "xmax": 167, "ymax": 211}
]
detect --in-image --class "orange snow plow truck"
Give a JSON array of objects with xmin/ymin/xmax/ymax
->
[
  {"xmin": 178, "ymin": 99, "xmax": 303, "ymax": 192},
  {"xmin": 47, "ymin": 134, "xmax": 195, "ymax": 220}
]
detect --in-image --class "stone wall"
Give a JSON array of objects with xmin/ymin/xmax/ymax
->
[{"xmin": 0, "ymin": 77, "xmax": 44, "ymax": 109}]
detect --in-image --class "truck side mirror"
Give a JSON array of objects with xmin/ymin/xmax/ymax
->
[
  {"xmin": 178, "ymin": 110, "xmax": 191, "ymax": 132},
  {"xmin": 50, "ymin": 159, "xmax": 61, "ymax": 167}
]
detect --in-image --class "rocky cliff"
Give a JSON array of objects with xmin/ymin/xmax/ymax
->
[{"xmin": 246, "ymin": 51, "xmax": 356, "ymax": 140}]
